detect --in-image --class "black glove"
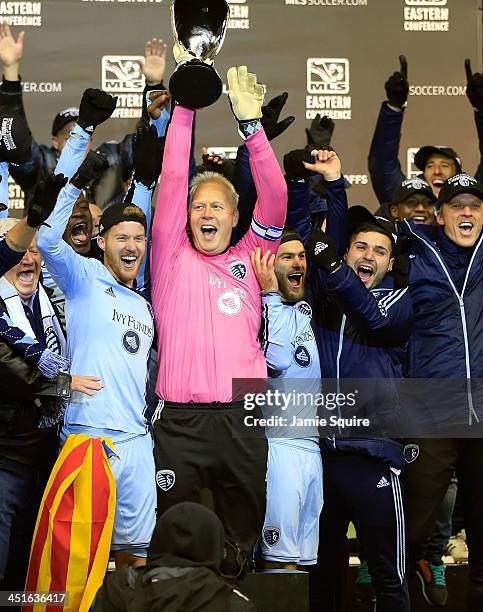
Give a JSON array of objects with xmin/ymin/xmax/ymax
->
[
  {"xmin": 306, "ymin": 226, "xmax": 342, "ymax": 273},
  {"xmin": 71, "ymin": 151, "xmax": 109, "ymax": 190},
  {"xmin": 200, "ymin": 153, "xmax": 235, "ymax": 182},
  {"xmin": 77, "ymin": 88, "xmax": 117, "ymax": 134},
  {"xmin": 133, "ymin": 123, "xmax": 164, "ymax": 187},
  {"xmin": 27, "ymin": 174, "xmax": 68, "ymax": 228},
  {"xmin": 283, "ymin": 148, "xmax": 314, "ymax": 181},
  {"xmin": 260, "ymin": 92, "xmax": 295, "ymax": 141},
  {"xmin": 465, "ymin": 59, "xmax": 483, "ymax": 112},
  {"xmin": 385, "ymin": 55, "xmax": 409, "ymax": 109},
  {"xmin": 305, "ymin": 114, "xmax": 334, "ymax": 151}
]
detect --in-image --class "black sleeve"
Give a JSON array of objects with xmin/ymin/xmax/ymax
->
[
  {"xmin": 474, "ymin": 110, "xmax": 483, "ymax": 183},
  {"xmin": 0, "ymin": 341, "xmax": 69, "ymax": 402},
  {"xmin": 92, "ymin": 567, "xmax": 136, "ymax": 612}
]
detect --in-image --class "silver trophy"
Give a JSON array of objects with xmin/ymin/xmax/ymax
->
[{"xmin": 169, "ymin": 0, "xmax": 229, "ymax": 109}]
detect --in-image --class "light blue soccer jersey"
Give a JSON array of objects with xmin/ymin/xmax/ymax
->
[
  {"xmin": 260, "ymin": 293, "xmax": 323, "ymax": 565},
  {"xmin": 261, "ymin": 293, "xmax": 321, "ymax": 448},
  {"xmin": 37, "ymin": 128, "xmax": 154, "ymax": 435}
]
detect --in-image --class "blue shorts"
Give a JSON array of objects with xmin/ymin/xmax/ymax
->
[
  {"xmin": 61, "ymin": 425, "xmax": 156, "ymax": 557},
  {"xmin": 262, "ymin": 440, "xmax": 323, "ymax": 565}
]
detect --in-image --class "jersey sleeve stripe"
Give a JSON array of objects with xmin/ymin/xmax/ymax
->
[{"xmin": 251, "ymin": 217, "xmax": 284, "ymax": 241}]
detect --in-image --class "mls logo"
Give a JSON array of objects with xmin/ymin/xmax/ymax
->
[
  {"xmin": 405, "ymin": 0, "xmax": 446, "ymax": 5},
  {"xmin": 404, "ymin": 444, "xmax": 419, "ymax": 464},
  {"xmin": 307, "ymin": 58, "xmax": 349, "ymax": 95},
  {"xmin": 156, "ymin": 469, "xmax": 176, "ymax": 491},
  {"xmin": 230, "ymin": 261, "xmax": 247, "ymax": 280},
  {"xmin": 263, "ymin": 526, "xmax": 281, "ymax": 547},
  {"xmin": 102, "ymin": 56, "xmax": 145, "ymax": 93}
]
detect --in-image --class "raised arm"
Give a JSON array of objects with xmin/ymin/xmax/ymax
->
[
  {"xmin": 251, "ymin": 247, "xmax": 292, "ymax": 372},
  {"xmin": 127, "ymin": 121, "xmax": 164, "ymax": 289},
  {"xmin": 0, "ymin": 22, "xmax": 41, "ymax": 198},
  {"xmin": 306, "ymin": 227, "xmax": 413, "ymax": 344},
  {"xmin": 227, "ymin": 67, "xmax": 287, "ymax": 251},
  {"xmin": 283, "ymin": 148, "xmax": 318, "ymax": 244},
  {"xmin": 150, "ymin": 104, "xmax": 194, "ymax": 287},
  {"xmin": 303, "ymin": 149, "xmax": 348, "ymax": 255},
  {"xmin": 368, "ymin": 56, "xmax": 408, "ymax": 204},
  {"xmin": 55, "ymin": 89, "xmax": 117, "ymax": 180},
  {"xmin": 1, "ymin": 177, "xmax": 69, "ymax": 264},
  {"xmin": 37, "ymin": 153, "xmax": 109, "ymax": 295},
  {"xmin": 232, "ymin": 92, "xmax": 294, "ymax": 245},
  {"xmin": 465, "ymin": 59, "xmax": 483, "ymax": 183}
]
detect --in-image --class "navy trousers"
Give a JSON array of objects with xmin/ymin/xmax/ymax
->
[{"xmin": 310, "ymin": 453, "xmax": 410, "ymax": 612}]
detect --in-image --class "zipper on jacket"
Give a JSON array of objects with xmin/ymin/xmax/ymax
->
[
  {"xmin": 406, "ymin": 222, "xmax": 482, "ymax": 425},
  {"xmin": 334, "ymin": 314, "xmax": 347, "ymax": 439}
]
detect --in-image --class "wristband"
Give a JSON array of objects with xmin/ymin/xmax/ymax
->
[
  {"xmin": 238, "ymin": 119, "xmax": 262, "ymax": 140},
  {"xmin": 261, "ymin": 290, "xmax": 280, "ymax": 297}
]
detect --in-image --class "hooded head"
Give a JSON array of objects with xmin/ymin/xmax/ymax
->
[{"xmin": 147, "ymin": 502, "xmax": 225, "ymax": 571}]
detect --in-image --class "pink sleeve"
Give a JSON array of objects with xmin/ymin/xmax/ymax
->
[
  {"xmin": 238, "ymin": 128, "xmax": 287, "ymax": 253},
  {"xmin": 150, "ymin": 106, "xmax": 194, "ymax": 291}
]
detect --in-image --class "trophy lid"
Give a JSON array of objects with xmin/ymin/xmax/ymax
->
[{"xmin": 171, "ymin": 0, "xmax": 229, "ymax": 62}]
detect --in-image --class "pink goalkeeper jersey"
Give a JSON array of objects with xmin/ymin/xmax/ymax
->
[{"xmin": 150, "ymin": 106, "xmax": 287, "ymax": 403}]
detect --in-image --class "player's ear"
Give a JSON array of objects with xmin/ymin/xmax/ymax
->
[{"xmin": 97, "ymin": 235, "xmax": 106, "ymax": 252}]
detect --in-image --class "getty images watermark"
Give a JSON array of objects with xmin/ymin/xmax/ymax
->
[
  {"xmin": 242, "ymin": 388, "xmax": 370, "ymax": 430},
  {"xmin": 232, "ymin": 378, "xmax": 483, "ymax": 438}
]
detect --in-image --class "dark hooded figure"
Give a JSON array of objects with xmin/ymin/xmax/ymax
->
[{"xmin": 93, "ymin": 502, "xmax": 256, "ymax": 612}]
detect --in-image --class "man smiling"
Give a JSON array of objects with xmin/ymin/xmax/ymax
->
[
  {"xmin": 37, "ymin": 88, "xmax": 158, "ymax": 569},
  {"xmin": 402, "ymin": 173, "xmax": 483, "ymax": 611},
  {"xmin": 150, "ymin": 64, "xmax": 287, "ymax": 557},
  {"xmin": 344, "ymin": 221, "xmax": 394, "ymax": 288},
  {"xmin": 389, "ymin": 178, "xmax": 437, "ymax": 226}
]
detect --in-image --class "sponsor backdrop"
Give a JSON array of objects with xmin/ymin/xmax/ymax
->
[{"xmin": 4, "ymin": 0, "xmax": 482, "ymax": 213}]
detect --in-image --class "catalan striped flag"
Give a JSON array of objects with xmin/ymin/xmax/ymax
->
[{"xmin": 23, "ymin": 434, "xmax": 116, "ymax": 612}]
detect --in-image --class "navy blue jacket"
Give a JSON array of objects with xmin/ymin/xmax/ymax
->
[
  {"xmin": 368, "ymin": 101, "xmax": 483, "ymax": 206},
  {"xmin": 289, "ymin": 177, "xmax": 413, "ymax": 470},
  {"xmin": 403, "ymin": 220, "xmax": 483, "ymax": 428}
]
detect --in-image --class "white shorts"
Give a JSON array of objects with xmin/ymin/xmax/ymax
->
[{"xmin": 262, "ymin": 441, "xmax": 323, "ymax": 565}]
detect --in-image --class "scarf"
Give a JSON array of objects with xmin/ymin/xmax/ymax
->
[{"xmin": 0, "ymin": 277, "xmax": 68, "ymax": 427}]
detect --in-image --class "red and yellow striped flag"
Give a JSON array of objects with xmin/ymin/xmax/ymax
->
[{"xmin": 23, "ymin": 434, "xmax": 116, "ymax": 612}]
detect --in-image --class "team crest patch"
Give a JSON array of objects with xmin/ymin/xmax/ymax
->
[
  {"xmin": 230, "ymin": 261, "xmax": 247, "ymax": 280},
  {"xmin": 44, "ymin": 326, "xmax": 61, "ymax": 354},
  {"xmin": 294, "ymin": 345, "xmax": 311, "ymax": 368},
  {"xmin": 294, "ymin": 301, "xmax": 312, "ymax": 317},
  {"xmin": 217, "ymin": 291, "xmax": 242, "ymax": 316},
  {"xmin": 404, "ymin": 444, "xmax": 419, "ymax": 464},
  {"xmin": 156, "ymin": 469, "xmax": 175, "ymax": 491},
  {"xmin": 122, "ymin": 330, "xmax": 140, "ymax": 354},
  {"xmin": 263, "ymin": 526, "xmax": 281, "ymax": 547}
]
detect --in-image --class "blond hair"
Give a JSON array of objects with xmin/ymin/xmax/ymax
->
[{"xmin": 189, "ymin": 172, "xmax": 239, "ymax": 209}]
